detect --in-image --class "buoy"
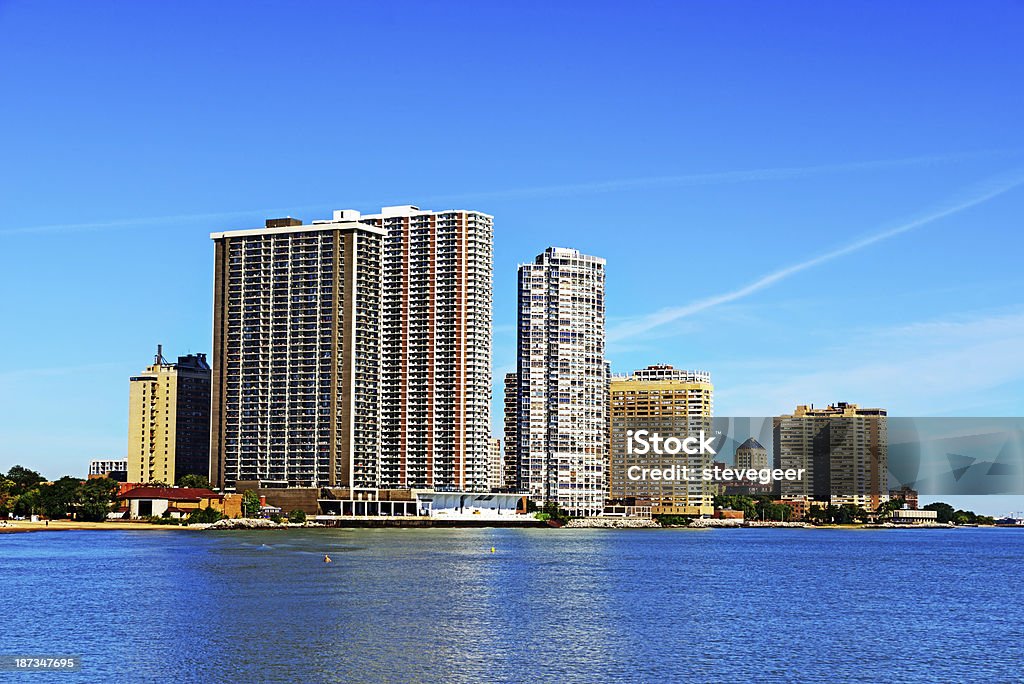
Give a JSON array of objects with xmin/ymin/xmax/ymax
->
[
  {"xmin": 324, "ymin": 554, "xmax": 332, "ymax": 563},
  {"xmin": 490, "ymin": 547, "xmax": 495, "ymax": 554}
]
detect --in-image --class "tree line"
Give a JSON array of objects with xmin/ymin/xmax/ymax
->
[
  {"xmin": 0, "ymin": 465, "xmax": 120, "ymax": 522},
  {"xmin": 712, "ymin": 494, "xmax": 995, "ymax": 525}
]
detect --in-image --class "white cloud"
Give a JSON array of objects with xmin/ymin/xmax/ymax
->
[
  {"xmin": 714, "ymin": 311, "xmax": 1024, "ymax": 416},
  {"xmin": 608, "ymin": 168, "xmax": 1024, "ymax": 343}
]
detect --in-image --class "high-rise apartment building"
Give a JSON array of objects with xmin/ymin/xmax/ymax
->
[
  {"xmin": 608, "ymin": 365, "xmax": 714, "ymax": 511},
  {"xmin": 128, "ymin": 347, "xmax": 211, "ymax": 485},
  {"xmin": 774, "ymin": 402, "xmax": 888, "ymax": 509},
  {"xmin": 735, "ymin": 437, "xmax": 768, "ymax": 470},
  {"xmin": 358, "ymin": 206, "xmax": 493, "ymax": 492},
  {"xmin": 517, "ymin": 247, "xmax": 606, "ymax": 516},
  {"xmin": 503, "ymin": 371, "xmax": 518, "ymax": 489},
  {"xmin": 487, "ymin": 437, "xmax": 503, "ymax": 491},
  {"xmin": 209, "ymin": 213, "xmax": 384, "ymax": 491}
]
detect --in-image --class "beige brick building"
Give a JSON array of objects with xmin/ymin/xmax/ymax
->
[
  {"xmin": 608, "ymin": 365, "xmax": 714, "ymax": 511},
  {"xmin": 127, "ymin": 347, "xmax": 211, "ymax": 485}
]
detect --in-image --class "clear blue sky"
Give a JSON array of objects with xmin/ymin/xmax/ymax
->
[{"xmin": 2, "ymin": 1, "xmax": 1022, "ymax": 514}]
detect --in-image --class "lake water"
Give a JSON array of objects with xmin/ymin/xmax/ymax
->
[{"xmin": 2, "ymin": 527, "xmax": 1022, "ymax": 682}]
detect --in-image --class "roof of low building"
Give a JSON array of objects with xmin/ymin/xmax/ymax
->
[{"xmin": 118, "ymin": 486, "xmax": 221, "ymax": 501}]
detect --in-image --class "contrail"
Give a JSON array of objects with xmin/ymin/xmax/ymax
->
[
  {"xmin": 608, "ymin": 168, "xmax": 1024, "ymax": 342},
  {"xmin": 0, "ymin": 208, "xmax": 276, "ymax": 237},
  {"xmin": 425, "ymin": 149, "xmax": 1012, "ymax": 203},
  {"xmin": 1, "ymin": 149, "xmax": 1012, "ymax": 236}
]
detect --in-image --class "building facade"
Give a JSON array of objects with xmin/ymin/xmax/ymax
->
[
  {"xmin": 517, "ymin": 247, "xmax": 607, "ymax": 516},
  {"xmin": 735, "ymin": 437, "xmax": 769, "ymax": 470},
  {"xmin": 608, "ymin": 365, "xmax": 715, "ymax": 510},
  {"xmin": 127, "ymin": 347, "xmax": 211, "ymax": 485},
  {"xmin": 209, "ymin": 213, "xmax": 384, "ymax": 491},
  {"xmin": 503, "ymin": 371, "xmax": 518, "ymax": 490},
  {"xmin": 488, "ymin": 437, "xmax": 503, "ymax": 491},
  {"xmin": 89, "ymin": 459, "xmax": 128, "ymax": 481},
  {"xmin": 774, "ymin": 402, "xmax": 888, "ymax": 509},
  {"xmin": 358, "ymin": 206, "xmax": 493, "ymax": 492}
]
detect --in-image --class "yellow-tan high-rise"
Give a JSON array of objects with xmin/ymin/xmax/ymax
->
[
  {"xmin": 609, "ymin": 365, "xmax": 714, "ymax": 514},
  {"xmin": 127, "ymin": 347, "xmax": 211, "ymax": 485}
]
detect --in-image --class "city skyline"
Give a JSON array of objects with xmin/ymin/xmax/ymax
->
[{"xmin": 2, "ymin": 2, "xmax": 1023, "ymax": 515}]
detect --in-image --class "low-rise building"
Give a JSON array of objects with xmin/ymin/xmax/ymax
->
[
  {"xmin": 774, "ymin": 498, "xmax": 809, "ymax": 521},
  {"xmin": 603, "ymin": 503, "xmax": 653, "ymax": 518},
  {"xmin": 890, "ymin": 508, "xmax": 938, "ymax": 524},
  {"xmin": 651, "ymin": 504, "xmax": 714, "ymax": 518},
  {"xmin": 118, "ymin": 486, "xmax": 224, "ymax": 519},
  {"xmin": 888, "ymin": 486, "xmax": 919, "ymax": 509},
  {"xmin": 317, "ymin": 489, "xmax": 527, "ymax": 520}
]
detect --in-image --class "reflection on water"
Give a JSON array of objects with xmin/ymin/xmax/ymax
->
[{"xmin": 2, "ymin": 528, "xmax": 1023, "ymax": 682}]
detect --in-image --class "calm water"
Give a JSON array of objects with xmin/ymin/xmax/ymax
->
[{"xmin": 2, "ymin": 527, "xmax": 1022, "ymax": 682}]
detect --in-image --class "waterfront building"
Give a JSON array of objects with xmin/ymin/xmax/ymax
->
[
  {"xmin": 517, "ymin": 247, "xmax": 607, "ymax": 516},
  {"xmin": 735, "ymin": 438, "xmax": 769, "ymax": 470},
  {"xmin": 127, "ymin": 347, "xmax": 211, "ymax": 485},
  {"xmin": 488, "ymin": 437, "xmax": 503, "ymax": 491},
  {"xmin": 358, "ymin": 206, "xmax": 493, "ymax": 492},
  {"xmin": 210, "ymin": 214, "xmax": 384, "ymax": 491},
  {"xmin": 773, "ymin": 402, "xmax": 888, "ymax": 510},
  {"xmin": 117, "ymin": 486, "xmax": 224, "ymax": 519},
  {"xmin": 317, "ymin": 489, "xmax": 526, "ymax": 519},
  {"xmin": 608, "ymin": 365, "xmax": 715, "ymax": 511},
  {"xmin": 503, "ymin": 371, "xmax": 518, "ymax": 489},
  {"xmin": 88, "ymin": 459, "xmax": 128, "ymax": 482},
  {"xmin": 890, "ymin": 508, "xmax": 938, "ymax": 524},
  {"xmin": 889, "ymin": 485, "xmax": 919, "ymax": 509}
]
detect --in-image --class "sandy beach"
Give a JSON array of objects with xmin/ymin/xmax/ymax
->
[{"xmin": 0, "ymin": 520, "xmax": 197, "ymax": 534}]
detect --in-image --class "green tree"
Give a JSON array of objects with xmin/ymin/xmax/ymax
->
[
  {"xmin": 77, "ymin": 477, "xmax": 120, "ymax": 522},
  {"xmin": 241, "ymin": 490, "xmax": 261, "ymax": 518},
  {"xmin": 923, "ymin": 502, "xmax": 956, "ymax": 524},
  {"xmin": 876, "ymin": 498, "xmax": 905, "ymax": 520},
  {"xmin": 5, "ymin": 465, "xmax": 45, "ymax": 493},
  {"xmin": 539, "ymin": 502, "xmax": 573, "ymax": 522},
  {"xmin": 15, "ymin": 488, "xmax": 41, "ymax": 518},
  {"xmin": 147, "ymin": 480, "xmax": 171, "ymax": 488},
  {"xmin": 0, "ymin": 477, "xmax": 15, "ymax": 517},
  {"xmin": 714, "ymin": 494, "xmax": 756, "ymax": 519},
  {"xmin": 39, "ymin": 476, "xmax": 82, "ymax": 519},
  {"xmin": 288, "ymin": 509, "xmax": 307, "ymax": 524},
  {"xmin": 177, "ymin": 474, "xmax": 212, "ymax": 489},
  {"xmin": 187, "ymin": 505, "xmax": 224, "ymax": 524}
]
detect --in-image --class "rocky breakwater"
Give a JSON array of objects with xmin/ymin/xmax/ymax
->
[
  {"xmin": 205, "ymin": 518, "xmax": 295, "ymax": 530},
  {"xmin": 688, "ymin": 518, "xmax": 742, "ymax": 528},
  {"xmin": 564, "ymin": 516, "xmax": 661, "ymax": 529}
]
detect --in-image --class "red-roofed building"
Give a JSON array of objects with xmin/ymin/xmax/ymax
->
[{"xmin": 117, "ymin": 487, "xmax": 224, "ymax": 519}]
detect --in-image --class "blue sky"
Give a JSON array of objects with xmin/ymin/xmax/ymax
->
[{"xmin": 1, "ymin": 1, "xmax": 1022, "ymax": 513}]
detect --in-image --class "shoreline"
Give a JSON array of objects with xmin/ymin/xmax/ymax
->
[
  {"xmin": 0, "ymin": 520, "xmax": 201, "ymax": 534},
  {"xmin": 2, "ymin": 519, "xmax": 1013, "ymax": 534}
]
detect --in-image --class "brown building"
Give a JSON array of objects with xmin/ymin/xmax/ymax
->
[
  {"xmin": 210, "ymin": 213, "xmax": 384, "ymax": 491},
  {"xmin": 503, "ymin": 371, "xmax": 518, "ymax": 489},
  {"xmin": 889, "ymin": 486, "xmax": 919, "ymax": 509},
  {"xmin": 774, "ymin": 402, "xmax": 888, "ymax": 510}
]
